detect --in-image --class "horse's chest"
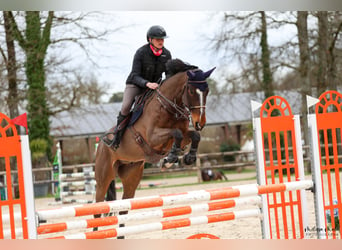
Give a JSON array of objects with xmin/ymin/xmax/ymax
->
[{"xmin": 162, "ymin": 119, "xmax": 188, "ymax": 131}]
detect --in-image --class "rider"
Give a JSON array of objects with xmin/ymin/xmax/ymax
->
[{"xmin": 110, "ymin": 25, "xmax": 172, "ymax": 149}]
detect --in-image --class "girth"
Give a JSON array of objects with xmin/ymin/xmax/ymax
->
[{"xmin": 128, "ymin": 126, "xmax": 168, "ymax": 164}]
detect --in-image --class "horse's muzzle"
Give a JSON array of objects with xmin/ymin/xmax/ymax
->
[{"xmin": 195, "ymin": 122, "xmax": 204, "ymax": 131}]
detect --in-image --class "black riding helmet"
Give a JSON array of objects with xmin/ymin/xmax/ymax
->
[{"xmin": 146, "ymin": 25, "xmax": 168, "ymax": 42}]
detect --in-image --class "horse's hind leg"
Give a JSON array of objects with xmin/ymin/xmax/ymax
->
[
  {"xmin": 104, "ymin": 180, "xmax": 117, "ymax": 217},
  {"xmin": 93, "ymin": 142, "xmax": 116, "ymax": 230},
  {"xmin": 94, "ymin": 145, "xmax": 115, "ymax": 204},
  {"xmin": 184, "ymin": 130, "xmax": 201, "ymax": 165},
  {"xmin": 116, "ymin": 161, "xmax": 145, "ymax": 239}
]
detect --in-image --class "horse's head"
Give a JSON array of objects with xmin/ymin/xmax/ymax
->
[{"xmin": 184, "ymin": 67, "xmax": 216, "ymax": 131}]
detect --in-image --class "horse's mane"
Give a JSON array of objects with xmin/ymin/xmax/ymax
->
[{"xmin": 166, "ymin": 59, "xmax": 198, "ymax": 78}]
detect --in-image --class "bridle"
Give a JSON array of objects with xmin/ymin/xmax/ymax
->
[
  {"xmin": 156, "ymin": 88, "xmax": 190, "ymax": 120},
  {"xmin": 156, "ymin": 78, "xmax": 208, "ymax": 120},
  {"xmin": 187, "ymin": 80, "xmax": 208, "ymax": 116}
]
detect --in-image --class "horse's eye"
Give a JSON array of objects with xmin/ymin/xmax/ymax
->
[{"xmin": 188, "ymin": 87, "xmax": 195, "ymax": 95}]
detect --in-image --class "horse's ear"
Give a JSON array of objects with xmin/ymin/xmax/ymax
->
[
  {"xmin": 203, "ymin": 67, "xmax": 216, "ymax": 78},
  {"xmin": 187, "ymin": 70, "xmax": 196, "ymax": 78}
]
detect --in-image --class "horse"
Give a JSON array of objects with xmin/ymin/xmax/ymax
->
[
  {"xmin": 94, "ymin": 59, "xmax": 215, "ymax": 234},
  {"xmin": 201, "ymin": 169, "xmax": 228, "ymax": 181}
]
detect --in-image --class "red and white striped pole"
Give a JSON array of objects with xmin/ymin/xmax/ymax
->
[
  {"xmin": 47, "ymin": 209, "xmax": 262, "ymax": 239},
  {"xmin": 33, "ymin": 180, "xmax": 312, "ymax": 222},
  {"xmin": 37, "ymin": 196, "xmax": 261, "ymax": 235}
]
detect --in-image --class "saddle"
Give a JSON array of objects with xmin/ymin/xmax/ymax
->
[
  {"xmin": 128, "ymin": 89, "xmax": 155, "ymax": 126},
  {"xmin": 101, "ymin": 89, "xmax": 155, "ymax": 148}
]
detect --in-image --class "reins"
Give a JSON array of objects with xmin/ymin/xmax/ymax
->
[
  {"xmin": 155, "ymin": 77, "xmax": 208, "ymax": 119},
  {"xmin": 156, "ymin": 88, "xmax": 190, "ymax": 120}
]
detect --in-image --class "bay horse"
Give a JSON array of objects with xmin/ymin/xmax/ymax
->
[
  {"xmin": 201, "ymin": 169, "xmax": 228, "ymax": 181},
  {"xmin": 94, "ymin": 59, "xmax": 215, "ymax": 232}
]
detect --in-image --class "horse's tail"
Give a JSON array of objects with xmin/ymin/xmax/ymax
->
[{"xmin": 219, "ymin": 170, "xmax": 228, "ymax": 181}]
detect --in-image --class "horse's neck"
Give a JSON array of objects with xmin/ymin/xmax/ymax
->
[{"xmin": 159, "ymin": 72, "xmax": 187, "ymax": 103}]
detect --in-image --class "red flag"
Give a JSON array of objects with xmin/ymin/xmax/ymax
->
[{"xmin": 11, "ymin": 113, "xmax": 28, "ymax": 134}]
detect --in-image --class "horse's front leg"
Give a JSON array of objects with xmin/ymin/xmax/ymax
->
[
  {"xmin": 147, "ymin": 128, "xmax": 184, "ymax": 164},
  {"xmin": 164, "ymin": 129, "xmax": 184, "ymax": 163},
  {"xmin": 183, "ymin": 130, "xmax": 201, "ymax": 165}
]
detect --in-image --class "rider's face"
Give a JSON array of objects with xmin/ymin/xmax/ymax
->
[{"xmin": 150, "ymin": 38, "xmax": 164, "ymax": 50}]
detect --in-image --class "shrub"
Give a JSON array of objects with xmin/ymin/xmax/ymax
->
[
  {"xmin": 30, "ymin": 139, "xmax": 48, "ymax": 162},
  {"xmin": 220, "ymin": 140, "xmax": 240, "ymax": 162}
]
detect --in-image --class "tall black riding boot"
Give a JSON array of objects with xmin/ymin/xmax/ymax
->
[{"xmin": 111, "ymin": 112, "xmax": 128, "ymax": 149}]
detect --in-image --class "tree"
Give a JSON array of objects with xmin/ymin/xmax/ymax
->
[
  {"xmin": 207, "ymin": 11, "xmax": 275, "ymax": 97},
  {"xmin": 1, "ymin": 11, "xmax": 19, "ymax": 119},
  {"xmin": 260, "ymin": 11, "xmax": 274, "ymax": 98},
  {"xmin": 109, "ymin": 92, "xmax": 124, "ymax": 103},
  {"xmin": 296, "ymin": 11, "xmax": 310, "ymax": 98},
  {"xmin": 47, "ymin": 72, "xmax": 108, "ymax": 114},
  {"xmin": 7, "ymin": 11, "xmax": 53, "ymax": 158},
  {"xmin": 317, "ymin": 11, "xmax": 342, "ymax": 92},
  {"xmin": 296, "ymin": 11, "xmax": 311, "ymax": 168},
  {"xmin": 293, "ymin": 11, "xmax": 342, "ymax": 96},
  {"xmin": 207, "ymin": 78, "xmax": 221, "ymax": 96},
  {"xmin": 209, "ymin": 11, "xmax": 342, "ymax": 94},
  {"xmin": 316, "ymin": 11, "xmax": 329, "ymax": 95},
  {"xmin": 3, "ymin": 11, "xmax": 123, "ymax": 160},
  {"xmin": 327, "ymin": 12, "xmax": 342, "ymax": 90}
]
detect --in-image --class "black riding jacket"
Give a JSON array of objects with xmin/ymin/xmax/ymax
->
[{"xmin": 126, "ymin": 44, "xmax": 172, "ymax": 88}]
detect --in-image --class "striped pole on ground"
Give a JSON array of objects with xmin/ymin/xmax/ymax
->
[
  {"xmin": 35, "ymin": 180, "xmax": 312, "ymax": 221},
  {"xmin": 59, "ymin": 172, "xmax": 95, "ymax": 180},
  {"xmin": 37, "ymin": 196, "xmax": 261, "ymax": 235},
  {"xmin": 60, "ymin": 180, "xmax": 96, "ymax": 188},
  {"xmin": 47, "ymin": 209, "xmax": 261, "ymax": 239},
  {"xmin": 60, "ymin": 190, "xmax": 96, "ymax": 197}
]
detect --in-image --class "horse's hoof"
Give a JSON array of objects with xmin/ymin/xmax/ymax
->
[
  {"xmin": 162, "ymin": 160, "xmax": 174, "ymax": 169},
  {"xmin": 166, "ymin": 154, "xmax": 179, "ymax": 164},
  {"xmin": 184, "ymin": 153, "xmax": 196, "ymax": 165}
]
